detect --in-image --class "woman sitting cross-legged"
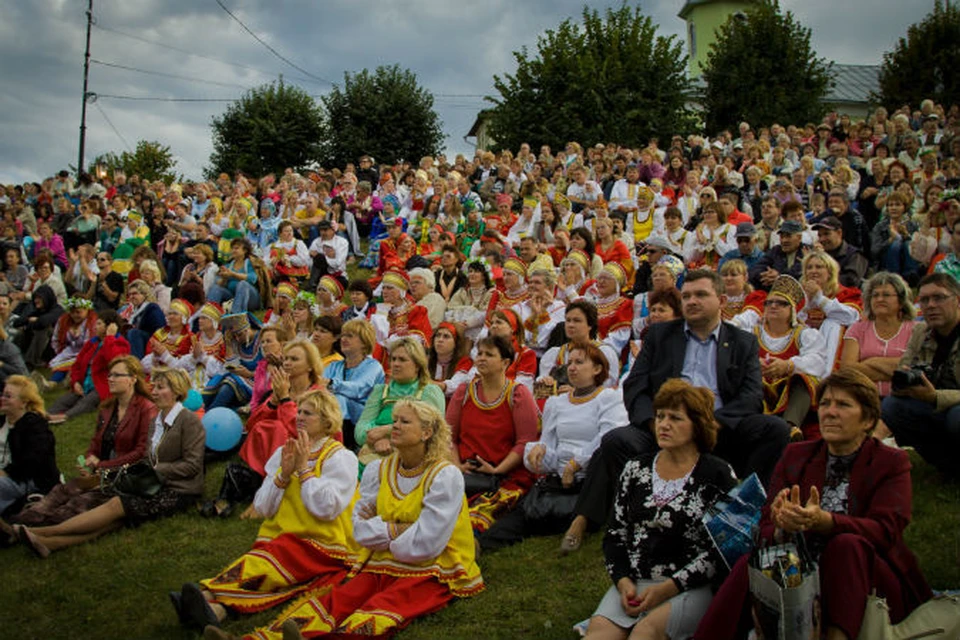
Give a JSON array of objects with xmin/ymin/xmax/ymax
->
[
  {"xmin": 255, "ymin": 399, "xmax": 483, "ymax": 640},
  {"xmin": 479, "ymin": 341, "xmax": 628, "ymax": 552},
  {"xmin": 447, "ymin": 335, "xmax": 539, "ymax": 535},
  {"xmin": 13, "ymin": 367, "xmax": 205, "ymax": 557},
  {"xmin": 695, "ymin": 368, "xmax": 932, "ymax": 640},
  {"xmin": 11, "ymin": 355, "xmax": 156, "ymax": 527},
  {"xmin": 584, "ymin": 379, "xmax": 737, "ymax": 640},
  {"xmin": 176, "ymin": 390, "xmax": 362, "ymax": 636}
]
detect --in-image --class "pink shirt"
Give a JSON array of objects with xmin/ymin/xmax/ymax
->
[{"xmin": 844, "ymin": 319, "xmax": 917, "ymax": 397}]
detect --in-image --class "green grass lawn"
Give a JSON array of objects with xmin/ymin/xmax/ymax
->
[{"xmin": 2, "ymin": 392, "xmax": 959, "ymax": 639}]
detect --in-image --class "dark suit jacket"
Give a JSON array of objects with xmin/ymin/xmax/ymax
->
[
  {"xmin": 4, "ymin": 411, "xmax": 60, "ymax": 493},
  {"xmin": 760, "ymin": 438, "xmax": 931, "ymax": 611},
  {"xmin": 623, "ymin": 318, "xmax": 764, "ymax": 431}
]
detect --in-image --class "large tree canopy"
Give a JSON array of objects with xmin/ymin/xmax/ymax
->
[
  {"xmin": 319, "ymin": 65, "xmax": 443, "ymax": 168},
  {"xmin": 207, "ymin": 80, "xmax": 324, "ymax": 178},
  {"xmin": 701, "ymin": 0, "xmax": 832, "ymax": 133},
  {"xmin": 91, "ymin": 140, "xmax": 179, "ymax": 183},
  {"xmin": 486, "ymin": 4, "xmax": 695, "ymax": 152},
  {"xmin": 876, "ymin": 0, "xmax": 960, "ymax": 109}
]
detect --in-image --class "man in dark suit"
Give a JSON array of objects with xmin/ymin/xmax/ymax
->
[{"xmin": 561, "ymin": 270, "xmax": 790, "ymax": 552}]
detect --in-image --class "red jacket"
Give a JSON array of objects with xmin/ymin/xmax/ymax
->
[
  {"xmin": 69, "ymin": 335, "xmax": 131, "ymax": 400},
  {"xmin": 86, "ymin": 394, "xmax": 158, "ymax": 470}
]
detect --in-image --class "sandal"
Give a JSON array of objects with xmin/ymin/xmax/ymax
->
[
  {"xmin": 15, "ymin": 525, "xmax": 50, "ymax": 559},
  {"xmin": 559, "ymin": 532, "xmax": 582, "ymax": 555}
]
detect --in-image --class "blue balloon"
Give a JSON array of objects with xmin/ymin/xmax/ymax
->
[
  {"xmin": 184, "ymin": 389, "xmax": 203, "ymax": 411},
  {"xmin": 203, "ymin": 407, "xmax": 244, "ymax": 452}
]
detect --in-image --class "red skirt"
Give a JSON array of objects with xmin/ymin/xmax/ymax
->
[
  {"xmin": 200, "ymin": 533, "xmax": 351, "ymax": 613},
  {"xmin": 246, "ymin": 572, "xmax": 452, "ymax": 639}
]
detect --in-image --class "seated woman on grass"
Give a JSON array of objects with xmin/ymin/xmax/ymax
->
[
  {"xmin": 47, "ymin": 297, "xmax": 98, "ymax": 386},
  {"xmin": 321, "ymin": 318, "xmax": 384, "ymax": 452},
  {"xmin": 585, "ymin": 379, "xmax": 737, "ymax": 640},
  {"xmin": 250, "ymin": 399, "xmax": 483, "ymax": 639},
  {"xmin": 11, "ymin": 367, "xmax": 204, "ymax": 558},
  {"xmin": 203, "ymin": 339, "xmax": 325, "ymax": 519},
  {"xmin": 176, "ymin": 390, "xmax": 361, "ymax": 636},
  {"xmin": 47, "ymin": 310, "xmax": 129, "ymax": 424},
  {"xmin": 0, "ymin": 376, "xmax": 59, "ymax": 518}
]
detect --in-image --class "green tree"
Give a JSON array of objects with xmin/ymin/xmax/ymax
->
[
  {"xmin": 701, "ymin": 0, "xmax": 832, "ymax": 132},
  {"xmin": 876, "ymin": 0, "xmax": 960, "ymax": 109},
  {"xmin": 319, "ymin": 65, "xmax": 443, "ymax": 168},
  {"xmin": 207, "ymin": 80, "xmax": 324, "ymax": 178},
  {"xmin": 90, "ymin": 141, "xmax": 179, "ymax": 183},
  {"xmin": 486, "ymin": 4, "xmax": 695, "ymax": 152}
]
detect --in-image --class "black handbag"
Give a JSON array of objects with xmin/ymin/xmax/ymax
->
[
  {"xmin": 106, "ymin": 461, "xmax": 163, "ymax": 498},
  {"xmin": 463, "ymin": 472, "xmax": 501, "ymax": 497},
  {"xmin": 522, "ymin": 474, "xmax": 581, "ymax": 521}
]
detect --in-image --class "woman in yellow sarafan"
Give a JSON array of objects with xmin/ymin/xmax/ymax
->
[
  {"xmin": 177, "ymin": 390, "xmax": 362, "ymax": 638},
  {"xmin": 250, "ymin": 398, "xmax": 482, "ymax": 639}
]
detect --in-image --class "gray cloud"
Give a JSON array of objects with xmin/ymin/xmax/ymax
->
[{"xmin": 0, "ymin": 0, "xmax": 934, "ymax": 183}]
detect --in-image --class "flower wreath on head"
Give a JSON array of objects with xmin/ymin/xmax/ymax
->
[
  {"xmin": 939, "ymin": 188, "xmax": 960, "ymax": 204},
  {"xmin": 65, "ymin": 296, "xmax": 94, "ymax": 311},
  {"xmin": 293, "ymin": 290, "xmax": 320, "ymax": 318},
  {"xmin": 462, "ymin": 256, "xmax": 493, "ymax": 278}
]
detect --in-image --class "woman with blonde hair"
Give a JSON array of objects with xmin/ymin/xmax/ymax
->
[
  {"xmin": 798, "ymin": 250, "xmax": 862, "ymax": 367},
  {"xmin": 120, "ymin": 279, "xmax": 166, "ymax": 358},
  {"xmin": 13, "ymin": 367, "xmax": 203, "ymax": 557},
  {"xmin": 137, "ymin": 259, "xmax": 171, "ymax": 312},
  {"xmin": 252, "ymin": 398, "xmax": 482, "ymax": 639},
  {"xmin": 355, "ymin": 337, "xmax": 445, "ymax": 462},
  {"xmin": 207, "ymin": 339, "xmax": 326, "ymax": 519},
  {"xmin": 0, "ymin": 376, "xmax": 59, "ymax": 516},
  {"xmin": 179, "ymin": 390, "xmax": 362, "ymax": 635},
  {"xmin": 719, "ymin": 259, "xmax": 753, "ymax": 320}
]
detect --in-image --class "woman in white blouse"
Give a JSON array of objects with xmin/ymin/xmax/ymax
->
[
  {"xmin": 249, "ymin": 399, "xmax": 483, "ymax": 638},
  {"xmin": 178, "ymin": 389, "xmax": 360, "ymax": 635},
  {"xmin": 481, "ymin": 342, "xmax": 628, "ymax": 551}
]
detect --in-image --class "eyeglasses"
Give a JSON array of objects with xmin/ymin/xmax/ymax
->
[
  {"xmin": 917, "ymin": 293, "xmax": 954, "ymax": 306},
  {"xmin": 763, "ymin": 299, "xmax": 791, "ymax": 308}
]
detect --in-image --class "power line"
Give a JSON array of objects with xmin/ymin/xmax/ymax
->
[
  {"xmin": 212, "ymin": 0, "xmax": 334, "ymax": 86},
  {"xmin": 94, "ymin": 102, "xmax": 133, "ymax": 152},
  {"xmin": 93, "ymin": 22, "xmax": 326, "ymax": 87},
  {"xmin": 97, "ymin": 93, "xmax": 236, "ymax": 103},
  {"xmin": 91, "ymin": 58, "xmax": 251, "ymax": 89}
]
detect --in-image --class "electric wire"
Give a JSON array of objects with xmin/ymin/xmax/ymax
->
[
  {"xmin": 90, "ymin": 58, "xmax": 251, "ymax": 89},
  {"xmin": 212, "ymin": 0, "xmax": 334, "ymax": 86},
  {"xmin": 93, "ymin": 102, "xmax": 133, "ymax": 152}
]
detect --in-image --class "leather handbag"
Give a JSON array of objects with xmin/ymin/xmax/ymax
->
[{"xmin": 106, "ymin": 461, "xmax": 163, "ymax": 498}]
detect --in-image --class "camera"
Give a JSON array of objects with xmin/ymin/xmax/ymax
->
[{"xmin": 891, "ymin": 365, "xmax": 933, "ymax": 392}]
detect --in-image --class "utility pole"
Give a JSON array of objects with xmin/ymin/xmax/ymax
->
[{"xmin": 78, "ymin": 0, "xmax": 93, "ymax": 178}]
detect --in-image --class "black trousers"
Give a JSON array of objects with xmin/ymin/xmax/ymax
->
[{"xmin": 574, "ymin": 414, "xmax": 790, "ymax": 527}]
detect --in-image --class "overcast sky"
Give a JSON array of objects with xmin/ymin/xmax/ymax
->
[{"xmin": 0, "ymin": 0, "xmax": 932, "ymax": 183}]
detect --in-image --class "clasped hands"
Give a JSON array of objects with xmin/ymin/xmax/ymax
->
[
  {"xmin": 617, "ymin": 577, "xmax": 678, "ymax": 617},
  {"xmin": 771, "ymin": 485, "xmax": 832, "ymax": 535}
]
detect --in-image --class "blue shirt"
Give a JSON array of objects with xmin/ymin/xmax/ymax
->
[
  {"xmin": 718, "ymin": 246, "xmax": 763, "ymax": 271},
  {"xmin": 681, "ymin": 321, "xmax": 723, "ymax": 409}
]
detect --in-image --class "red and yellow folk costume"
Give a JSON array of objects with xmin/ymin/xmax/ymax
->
[
  {"xmin": 753, "ymin": 325, "xmax": 820, "ymax": 416},
  {"xmin": 200, "ymin": 439, "xmax": 362, "ymax": 616},
  {"xmin": 260, "ymin": 455, "xmax": 483, "ymax": 639}
]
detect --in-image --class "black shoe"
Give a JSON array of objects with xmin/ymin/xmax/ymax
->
[
  {"xmin": 169, "ymin": 590, "xmax": 186, "ymax": 625},
  {"xmin": 199, "ymin": 501, "xmax": 217, "ymax": 518},
  {"xmin": 181, "ymin": 583, "xmax": 220, "ymax": 630}
]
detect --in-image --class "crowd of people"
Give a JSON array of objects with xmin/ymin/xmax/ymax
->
[{"xmin": 0, "ymin": 99, "xmax": 957, "ymax": 638}]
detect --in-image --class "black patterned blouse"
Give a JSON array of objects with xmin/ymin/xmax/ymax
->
[{"xmin": 603, "ymin": 453, "xmax": 738, "ymax": 592}]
